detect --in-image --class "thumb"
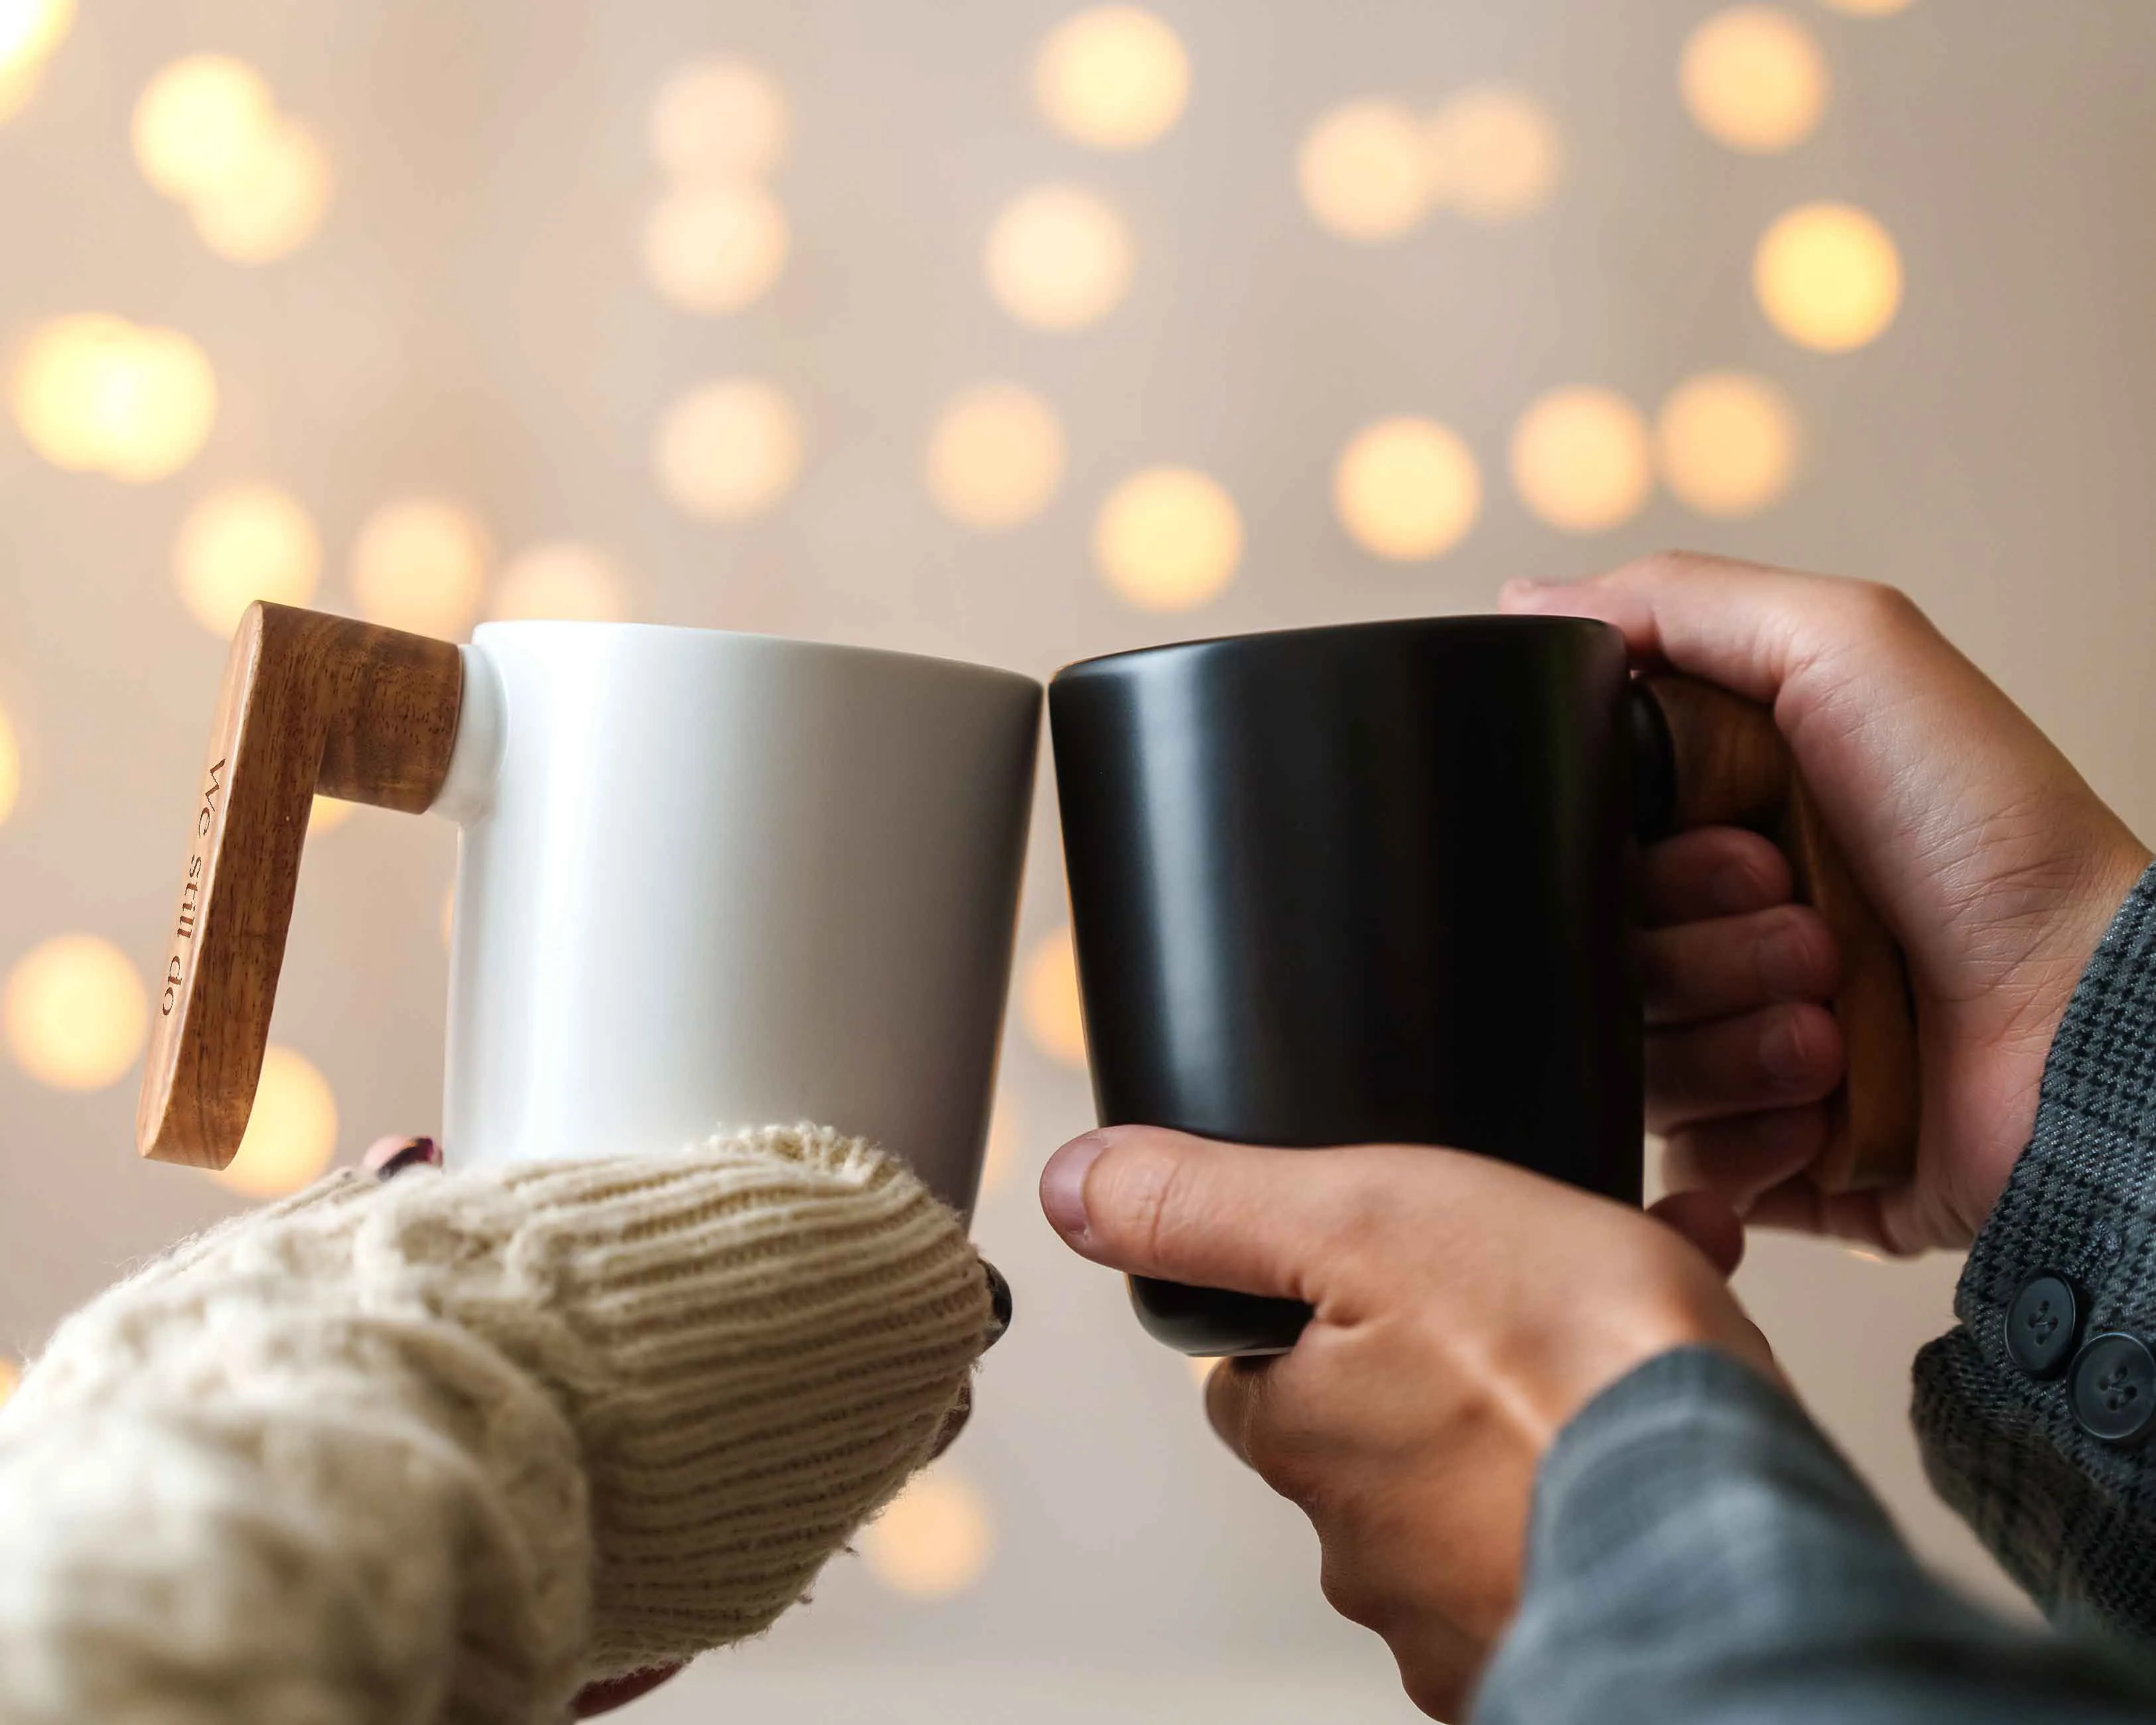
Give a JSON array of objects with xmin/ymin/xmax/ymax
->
[
  {"xmin": 1040, "ymin": 1127, "xmax": 1337, "ymax": 1301},
  {"xmin": 1499, "ymin": 552, "xmax": 1932, "ymax": 711}
]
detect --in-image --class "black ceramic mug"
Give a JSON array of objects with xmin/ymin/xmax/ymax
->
[{"xmin": 1049, "ymin": 616, "xmax": 1917, "ymax": 1356}]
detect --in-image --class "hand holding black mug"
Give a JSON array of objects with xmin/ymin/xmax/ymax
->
[{"xmin": 1048, "ymin": 605, "xmax": 1918, "ymax": 1354}]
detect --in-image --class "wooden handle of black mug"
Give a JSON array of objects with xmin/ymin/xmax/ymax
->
[
  {"xmin": 1634, "ymin": 674, "xmax": 1919, "ymax": 1194},
  {"xmin": 136, "ymin": 603, "xmax": 464, "ymax": 1170}
]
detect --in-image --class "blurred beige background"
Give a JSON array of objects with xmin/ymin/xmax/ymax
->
[{"xmin": 1, "ymin": 0, "xmax": 2151, "ymax": 1718}]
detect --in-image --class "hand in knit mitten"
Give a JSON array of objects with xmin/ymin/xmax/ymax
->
[{"xmin": 0, "ymin": 1125, "xmax": 995, "ymax": 1725}]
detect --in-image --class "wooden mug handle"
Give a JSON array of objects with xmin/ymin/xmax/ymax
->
[
  {"xmin": 1631, "ymin": 674, "xmax": 1920, "ymax": 1194},
  {"xmin": 136, "ymin": 602, "xmax": 464, "ymax": 1170}
]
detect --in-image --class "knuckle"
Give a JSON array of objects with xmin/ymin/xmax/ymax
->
[{"xmin": 1089, "ymin": 1138, "xmax": 1196, "ymax": 1262}]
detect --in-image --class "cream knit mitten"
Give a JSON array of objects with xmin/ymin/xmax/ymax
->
[{"xmin": 0, "ymin": 1125, "xmax": 994, "ymax": 1725}]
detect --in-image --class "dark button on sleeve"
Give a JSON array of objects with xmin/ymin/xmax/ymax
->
[
  {"xmin": 2069, "ymin": 1332, "xmax": 2156, "ymax": 1447},
  {"xmin": 2004, "ymin": 1273, "xmax": 2082, "ymax": 1379}
]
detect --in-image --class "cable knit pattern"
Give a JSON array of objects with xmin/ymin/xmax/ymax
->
[{"xmin": 0, "ymin": 1125, "xmax": 992, "ymax": 1725}]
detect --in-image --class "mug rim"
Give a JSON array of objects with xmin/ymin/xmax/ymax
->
[
  {"xmin": 470, "ymin": 618, "xmax": 1042, "ymax": 699},
  {"xmin": 1050, "ymin": 612, "xmax": 1618, "ymax": 685}
]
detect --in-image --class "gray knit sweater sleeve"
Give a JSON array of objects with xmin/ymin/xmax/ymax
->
[{"xmin": 1915, "ymin": 861, "xmax": 2156, "ymax": 1634}]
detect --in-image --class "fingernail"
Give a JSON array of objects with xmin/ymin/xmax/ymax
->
[
  {"xmin": 367, "ymin": 1137, "xmax": 440, "ymax": 1180},
  {"xmin": 1756, "ymin": 924, "xmax": 1816, "ymax": 998},
  {"xmin": 1710, "ymin": 862, "xmax": 1762, "ymax": 914},
  {"xmin": 981, "ymin": 1261, "xmax": 1013, "ymax": 1347},
  {"xmin": 1760, "ymin": 1016, "xmax": 1812, "ymax": 1083},
  {"xmin": 1040, "ymin": 1130, "xmax": 1113, "ymax": 1247}
]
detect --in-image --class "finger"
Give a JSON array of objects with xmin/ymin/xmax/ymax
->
[
  {"xmin": 1646, "ymin": 1003, "xmax": 1842, "ymax": 1133},
  {"xmin": 361, "ymin": 1135, "xmax": 440, "ymax": 1179},
  {"xmin": 929, "ymin": 1383, "xmax": 973, "ymax": 1461},
  {"xmin": 1203, "ymin": 1353, "xmax": 1278, "ymax": 1468},
  {"xmin": 1647, "ymin": 1190, "xmax": 1745, "ymax": 1278},
  {"xmin": 1041, "ymin": 1127, "xmax": 1363, "ymax": 1300},
  {"xmin": 1641, "ymin": 903, "xmax": 1838, "ymax": 1026},
  {"xmin": 1662, "ymin": 1107, "xmax": 1827, "ymax": 1209},
  {"xmin": 573, "ymin": 1668, "xmax": 683, "ymax": 1716},
  {"xmin": 1639, "ymin": 827, "xmax": 1792, "ymax": 926},
  {"xmin": 1499, "ymin": 553, "xmax": 1924, "ymax": 706},
  {"xmin": 1743, "ymin": 1174, "xmax": 1899, "ymax": 1255}
]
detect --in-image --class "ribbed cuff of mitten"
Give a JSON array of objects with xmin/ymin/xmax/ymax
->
[
  {"xmin": 0, "ymin": 1125, "xmax": 992, "ymax": 1725},
  {"xmin": 1914, "ymin": 861, "xmax": 2156, "ymax": 1627}
]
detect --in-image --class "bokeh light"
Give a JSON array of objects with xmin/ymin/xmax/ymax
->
[
  {"xmin": 308, "ymin": 794, "xmax": 352, "ymax": 833},
  {"xmin": 1510, "ymin": 386, "xmax": 1654, "ymax": 533},
  {"xmin": 1296, "ymin": 99, "xmax": 1432, "ymax": 243},
  {"xmin": 1426, "ymin": 86, "xmax": 1563, "ymax": 224},
  {"xmin": 1019, "ymin": 927, "xmax": 1088, "ymax": 1068},
  {"xmin": 1333, "ymin": 416, "xmax": 1481, "ymax": 561},
  {"xmin": 925, "ymin": 383, "xmax": 1066, "ymax": 531},
  {"xmin": 1093, "ymin": 466, "xmax": 1241, "ymax": 611},
  {"xmin": 862, "ymin": 1470, "xmax": 995, "ymax": 1600},
  {"xmin": 0, "ymin": 0, "xmax": 72, "ymax": 76},
  {"xmin": 653, "ymin": 378, "xmax": 805, "ymax": 521},
  {"xmin": 188, "ymin": 118, "xmax": 332, "ymax": 264},
  {"xmin": 173, "ymin": 483, "xmax": 321, "ymax": 636},
  {"xmin": 0, "ymin": 1355, "xmax": 15, "ymax": 1407},
  {"xmin": 131, "ymin": 54, "xmax": 275, "ymax": 202},
  {"xmin": 216, "ymin": 1043, "xmax": 337, "ymax": 1198},
  {"xmin": 1681, "ymin": 6, "xmax": 1828, "ymax": 155},
  {"xmin": 1819, "ymin": 0, "xmax": 1916, "ymax": 13},
  {"xmin": 984, "ymin": 184, "xmax": 1134, "ymax": 331},
  {"xmin": 1654, "ymin": 371, "xmax": 1802, "ymax": 518},
  {"xmin": 0, "ymin": 0, "xmax": 70, "ymax": 121},
  {"xmin": 649, "ymin": 57, "xmax": 789, "ymax": 181},
  {"xmin": 0, "ymin": 61, "xmax": 41, "ymax": 125},
  {"xmin": 4, "ymin": 933, "xmax": 147, "ymax": 1091},
  {"xmin": 492, "ymin": 541, "xmax": 629, "ymax": 621},
  {"xmin": 1754, "ymin": 201, "xmax": 1902, "ymax": 352},
  {"xmin": 11, "ymin": 315, "xmax": 218, "ymax": 482},
  {"xmin": 1033, "ymin": 5, "xmax": 1190, "ymax": 151},
  {"xmin": 642, "ymin": 182, "xmax": 789, "ymax": 314},
  {"xmin": 0, "ymin": 705, "xmax": 21, "ymax": 829},
  {"xmin": 350, "ymin": 497, "xmax": 490, "ymax": 638},
  {"xmin": 1185, "ymin": 1355, "xmax": 1215, "ymax": 1389}
]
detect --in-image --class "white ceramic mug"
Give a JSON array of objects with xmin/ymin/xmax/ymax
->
[{"xmin": 138, "ymin": 606, "xmax": 1040, "ymax": 1215}]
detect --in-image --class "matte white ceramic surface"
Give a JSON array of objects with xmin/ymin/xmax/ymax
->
[{"xmin": 432, "ymin": 622, "xmax": 1040, "ymax": 1216}]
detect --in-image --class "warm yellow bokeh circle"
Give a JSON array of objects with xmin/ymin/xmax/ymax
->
[
  {"xmin": 1754, "ymin": 201, "xmax": 1903, "ymax": 353},
  {"xmin": 131, "ymin": 54, "xmax": 275, "ymax": 201},
  {"xmin": 1680, "ymin": 6, "xmax": 1828, "ymax": 155},
  {"xmin": 1033, "ymin": 5, "xmax": 1190, "ymax": 151},
  {"xmin": 653, "ymin": 379, "xmax": 805, "ymax": 521},
  {"xmin": 1019, "ymin": 926, "xmax": 1088, "ymax": 1069},
  {"xmin": 862, "ymin": 1470, "xmax": 996, "ymax": 1600},
  {"xmin": 11, "ymin": 314, "xmax": 218, "ymax": 482},
  {"xmin": 1426, "ymin": 86, "xmax": 1563, "ymax": 224},
  {"xmin": 1510, "ymin": 387, "xmax": 1654, "ymax": 534},
  {"xmin": 925, "ymin": 384, "xmax": 1067, "ymax": 531},
  {"xmin": 1333, "ymin": 417, "xmax": 1482, "ymax": 561},
  {"xmin": 642, "ymin": 182, "xmax": 789, "ymax": 314},
  {"xmin": 0, "ymin": 0, "xmax": 72, "ymax": 78},
  {"xmin": 1093, "ymin": 466, "xmax": 1242, "ymax": 612},
  {"xmin": 648, "ymin": 58, "xmax": 789, "ymax": 180},
  {"xmin": 173, "ymin": 484, "xmax": 321, "ymax": 636},
  {"xmin": 351, "ymin": 498, "xmax": 491, "ymax": 638},
  {"xmin": 984, "ymin": 184, "xmax": 1135, "ymax": 331},
  {"xmin": 1654, "ymin": 372, "xmax": 1802, "ymax": 518},
  {"xmin": 492, "ymin": 542, "xmax": 628, "ymax": 622},
  {"xmin": 1297, "ymin": 99, "xmax": 1432, "ymax": 243},
  {"xmin": 4, "ymin": 933, "xmax": 147, "ymax": 1091},
  {"xmin": 189, "ymin": 119, "xmax": 333, "ymax": 265},
  {"xmin": 217, "ymin": 1044, "xmax": 338, "ymax": 1198},
  {"xmin": 1818, "ymin": 0, "xmax": 1917, "ymax": 15}
]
